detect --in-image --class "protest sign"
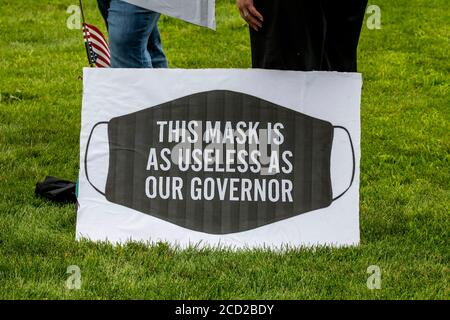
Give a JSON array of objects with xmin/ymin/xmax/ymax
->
[
  {"xmin": 77, "ymin": 69, "xmax": 362, "ymax": 248},
  {"xmin": 123, "ymin": 0, "xmax": 216, "ymax": 29}
]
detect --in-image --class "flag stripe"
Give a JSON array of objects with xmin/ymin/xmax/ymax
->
[
  {"xmin": 94, "ymin": 51, "xmax": 110, "ymax": 65},
  {"xmin": 90, "ymin": 39, "xmax": 111, "ymax": 59},
  {"xmin": 82, "ymin": 23, "xmax": 111, "ymax": 68},
  {"xmin": 93, "ymin": 50, "xmax": 110, "ymax": 67},
  {"xmin": 87, "ymin": 30, "xmax": 109, "ymax": 53},
  {"xmin": 96, "ymin": 58, "xmax": 109, "ymax": 68},
  {"xmin": 91, "ymin": 39, "xmax": 111, "ymax": 57},
  {"xmin": 83, "ymin": 31, "xmax": 110, "ymax": 57},
  {"xmin": 84, "ymin": 23, "xmax": 109, "ymax": 49},
  {"xmin": 84, "ymin": 23, "xmax": 107, "ymax": 40}
]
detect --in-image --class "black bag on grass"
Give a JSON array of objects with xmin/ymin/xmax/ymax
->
[{"xmin": 35, "ymin": 176, "xmax": 77, "ymax": 204}]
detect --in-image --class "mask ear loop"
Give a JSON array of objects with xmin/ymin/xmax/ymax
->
[
  {"xmin": 84, "ymin": 121, "xmax": 109, "ymax": 196},
  {"xmin": 332, "ymin": 126, "xmax": 356, "ymax": 202}
]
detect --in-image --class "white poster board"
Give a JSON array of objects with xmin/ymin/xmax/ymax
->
[
  {"xmin": 77, "ymin": 68, "xmax": 362, "ymax": 249},
  {"xmin": 123, "ymin": 0, "xmax": 216, "ymax": 30}
]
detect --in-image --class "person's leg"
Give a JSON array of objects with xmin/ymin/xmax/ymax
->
[
  {"xmin": 106, "ymin": 0, "xmax": 167, "ymax": 68},
  {"xmin": 250, "ymin": 0, "xmax": 325, "ymax": 71},
  {"xmin": 147, "ymin": 24, "xmax": 168, "ymax": 68},
  {"xmin": 97, "ymin": 0, "xmax": 110, "ymax": 27},
  {"xmin": 322, "ymin": 0, "xmax": 368, "ymax": 72}
]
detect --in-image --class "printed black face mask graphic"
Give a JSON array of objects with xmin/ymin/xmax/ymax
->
[{"xmin": 85, "ymin": 90, "xmax": 355, "ymax": 234}]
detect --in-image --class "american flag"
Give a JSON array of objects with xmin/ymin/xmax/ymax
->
[{"xmin": 82, "ymin": 22, "xmax": 110, "ymax": 68}]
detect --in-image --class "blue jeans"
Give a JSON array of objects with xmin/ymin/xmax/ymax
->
[{"xmin": 97, "ymin": 0, "xmax": 168, "ymax": 68}]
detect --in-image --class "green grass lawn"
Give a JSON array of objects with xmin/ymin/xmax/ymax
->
[{"xmin": 0, "ymin": 0, "xmax": 448, "ymax": 299}]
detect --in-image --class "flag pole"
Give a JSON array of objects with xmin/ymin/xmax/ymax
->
[{"xmin": 79, "ymin": 0, "xmax": 95, "ymax": 67}]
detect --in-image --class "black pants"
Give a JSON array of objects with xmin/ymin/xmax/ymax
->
[{"xmin": 250, "ymin": 0, "xmax": 368, "ymax": 72}]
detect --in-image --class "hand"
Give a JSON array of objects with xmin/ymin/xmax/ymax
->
[{"xmin": 236, "ymin": 0, "xmax": 264, "ymax": 31}]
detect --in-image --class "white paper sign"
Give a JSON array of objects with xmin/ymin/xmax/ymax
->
[
  {"xmin": 77, "ymin": 68, "xmax": 362, "ymax": 249},
  {"xmin": 123, "ymin": 0, "xmax": 216, "ymax": 30}
]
